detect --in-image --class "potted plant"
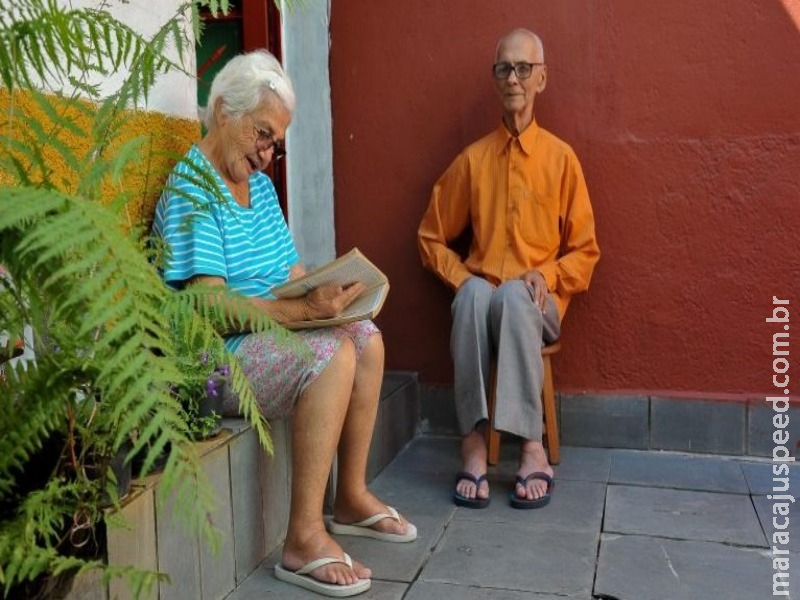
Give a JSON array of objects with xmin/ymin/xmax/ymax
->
[{"xmin": 0, "ymin": 1, "xmax": 280, "ymax": 598}]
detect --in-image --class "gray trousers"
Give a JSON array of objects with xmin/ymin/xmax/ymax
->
[{"xmin": 451, "ymin": 278, "xmax": 560, "ymax": 441}]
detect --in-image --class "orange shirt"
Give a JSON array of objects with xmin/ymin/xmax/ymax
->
[{"xmin": 418, "ymin": 120, "xmax": 600, "ymax": 320}]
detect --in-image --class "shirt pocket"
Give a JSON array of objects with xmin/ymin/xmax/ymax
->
[{"xmin": 518, "ymin": 190, "xmax": 560, "ymax": 252}]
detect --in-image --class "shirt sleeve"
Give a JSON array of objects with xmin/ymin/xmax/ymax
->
[
  {"xmin": 417, "ymin": 152, "xmax": 475, "ymax": 290},
  {"xmin": 536, "ymin": 151, "xmax": 600, "ymax": 296},
  {"xmin": 158, "ymin": 176, "xmax": 228, "ymax": 287}
]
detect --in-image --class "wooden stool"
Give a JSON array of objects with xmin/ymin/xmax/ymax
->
[{"xmin": 484, "ymin": 340, "xmax": 561, "ymax": 466}]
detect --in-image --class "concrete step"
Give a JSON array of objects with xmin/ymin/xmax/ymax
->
[{"xmin": 64, "ymin": 370, "xmax": 421, "ymax": 600}]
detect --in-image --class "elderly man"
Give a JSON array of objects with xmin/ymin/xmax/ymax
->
[{"xmin": 418, "ymin": 28, "xmax": 599, "ymax": 509}]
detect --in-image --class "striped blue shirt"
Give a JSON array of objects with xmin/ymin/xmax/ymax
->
[{"xmin": 152, "ymin": 145, "xmax": 299, "ymax": 352}]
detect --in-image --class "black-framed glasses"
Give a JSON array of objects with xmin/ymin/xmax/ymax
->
[
  {"xmin": 492, "ymin": 61, "xmax": 543, "ymax": 80},
  {"xmin": 253, "ymin": 125, "xmax": 286, "ymax": 161}
]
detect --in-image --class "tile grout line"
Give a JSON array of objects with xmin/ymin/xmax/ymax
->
[{"xmin": 398, "ymin": 508, "xmax": 457, "ymax": 599}]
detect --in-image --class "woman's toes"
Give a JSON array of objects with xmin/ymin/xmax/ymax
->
[{"xmin": 352, "ymin": 560, "xmax": 371, "ymax": 580}]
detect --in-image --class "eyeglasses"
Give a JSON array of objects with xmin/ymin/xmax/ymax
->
[
  {"xmin": 492, "ymin": 62, "xmax": 543, "ymax": 80},
  {"xmin": 253, "ymin": 125, "xmax": 286, "ymax": 161}
]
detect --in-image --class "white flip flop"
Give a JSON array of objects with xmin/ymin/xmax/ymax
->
[
  {"xmin": 327, "ymin": 506, "xmax": 418, "ymax": 543},
  {"xmin": 274, "ymin": 552, "xmax": 371, "ymax": 597}
]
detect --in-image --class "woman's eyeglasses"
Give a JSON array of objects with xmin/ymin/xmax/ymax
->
[
  {"xmin": 253, "ymin": 126, "xmax": 286, "ymax": 161},
  {"xmin": 492, "ymin": 61, "xmax": 543, "ymax": 80}
]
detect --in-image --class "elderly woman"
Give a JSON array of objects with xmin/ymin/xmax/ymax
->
[{"xmin": 151, "ymin": 50, "xmax": 415, "ymax": 597}]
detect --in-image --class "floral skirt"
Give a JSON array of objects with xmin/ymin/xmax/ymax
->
[{"xmin": 222, "ymin": 320, "xmax": 380, "ymax": 420}]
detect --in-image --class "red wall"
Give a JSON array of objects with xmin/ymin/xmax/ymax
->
[{"xmin": 329, "ymin": 0, "xmax": 800, "ymax": 396}]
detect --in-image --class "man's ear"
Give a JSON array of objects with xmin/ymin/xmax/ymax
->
[{"xmin": 537, "ymin": 66, "xmax": 548, "ymax": 93}]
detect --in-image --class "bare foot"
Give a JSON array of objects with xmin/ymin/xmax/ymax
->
[
  {"xmin": 455, "ymin": 428, "xmax": 490, "ymax": 500},
  {"xmin": 281, "ymin": 527, "xmax": 371, "ymax": 585},
  {"xmin": 515, "ymin": 440, "xmax": 553, "ymax": 500},
  {"xmin": 332, "ymin": 490, "xmax": 414, "ymax": 536}
]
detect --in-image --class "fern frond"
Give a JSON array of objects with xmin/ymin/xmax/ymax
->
[{"xmin": 0, "ymin": 2, "xmax": 272, "ymax": 595}]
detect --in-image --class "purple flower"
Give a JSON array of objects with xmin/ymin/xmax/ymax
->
[
  {"xmin": 206, "ymin": 376, "xmax": 218, "ymax": 397},
  {"xmin": 216, "ymin": 364, "xmax": 230, "ymax": 378}
]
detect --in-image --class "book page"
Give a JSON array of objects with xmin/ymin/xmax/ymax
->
[
  {"xmin": 272, "ymin": 248, "xmax": 387, "ymax": 299},
  {"xmin": 272, "ymin": 249, "xmax": 390, "ymax": 329},
  {"xmin": 338, "ymin": 282, "xmax": 387, "ymax": 317}
]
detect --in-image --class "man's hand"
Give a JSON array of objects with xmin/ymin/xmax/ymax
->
[
  {"xmin": 521, "ymin": 270, "xmax": 548, "ymax": 312},
  {"xmin": 302, "ymin": 282, "xmax": 366, "ymax": 320}
]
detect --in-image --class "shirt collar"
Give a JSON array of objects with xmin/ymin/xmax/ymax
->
[{"xmin": 495, "ymin": 118, "xmax": 540, "ymax": 156}]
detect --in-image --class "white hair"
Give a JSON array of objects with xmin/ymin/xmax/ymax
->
[{"xmin": 203, "ymin": 50, "xmax": 296, "ymax": 130}]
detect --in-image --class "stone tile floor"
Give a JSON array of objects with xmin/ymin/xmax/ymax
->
[{"xmin": 227, "ymin": 436, "xmax": 797, "ymax": 599}]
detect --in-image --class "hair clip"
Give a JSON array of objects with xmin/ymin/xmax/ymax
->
[{"xmin": 268, "ymin": 78, "xmax": 278, "ymax": 91}]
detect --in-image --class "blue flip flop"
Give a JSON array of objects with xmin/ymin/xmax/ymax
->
[
  {"xmin": 509, "ymin": 472, "xmax": 553, "ymax": 509},
  {"xmin": 453, "ymin": 471, "xmax": 490, "ymax": 509}
]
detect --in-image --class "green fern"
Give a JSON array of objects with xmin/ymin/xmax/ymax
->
[{"xmin": 0, "ymin": 0, "xmax": 311, "ymax": 597}]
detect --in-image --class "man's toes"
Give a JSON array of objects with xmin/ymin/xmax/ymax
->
[
  {"xmin": 477, "ymin": 481, "xmax": 490, "ymax": 499},
  {"xmin": 533, "ymin": 482, "xmax": 548, "ymax": 499},
  {"xmin": 457, "ymin": 482, "xmax": 475, "ymax": 499},
  {"xmin": 515, "ymin": 482, "xmax": 527, "ymax": 499}
]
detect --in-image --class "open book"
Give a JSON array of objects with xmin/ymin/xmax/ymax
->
[{"xmin": 271, "ymin": 248, "xmax": 389, "ymax": 329}]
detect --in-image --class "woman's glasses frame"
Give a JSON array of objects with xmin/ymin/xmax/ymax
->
[{"xmin": 253, "ymin": 125, "xmax": 286, "ymax": 161}]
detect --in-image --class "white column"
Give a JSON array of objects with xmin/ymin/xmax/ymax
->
[{"xmin": 281, "ymin": 1, "xmax": 336, "ymax": 269}]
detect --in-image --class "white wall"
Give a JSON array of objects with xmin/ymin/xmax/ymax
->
[{"xmin": 62, "ymin": 0, "xmax": 198, "ymax": 119}]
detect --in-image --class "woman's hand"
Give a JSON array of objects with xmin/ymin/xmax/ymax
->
[{"xmin": 302, "ymin": 282, "xmax": 366, "ymax": 320}]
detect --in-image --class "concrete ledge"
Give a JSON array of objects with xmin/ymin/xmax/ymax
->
[
  {"xmin": 66, "ymin": 371, "xmax": 421, "ymax": 599},
  {"xmin": 747, "ymin": 397, "xmax": 800, "ymax": 457},
  {"xmin": 651, "ymin": 396, "xmax": 745, "ymax": 454},
  {"xmin": 369, "ymin": 371, "xmax": 420, "ymax": 481},
  {"xmin": 419, "ymin": 384, "xmax": 458, "ymax": 436},
  {"xmin": 562, "ymin": 394, "xmax": 781, "ymax": 456},
  {"xmin": 421, "ymin": 385, "xmax": 795, "ymax": 458},
  {"xmin": 66, "ymin": 420, "xmax": 292, "ymax": 600},
  {"xmin": 561, "ymin": 394, "xmax": 649, "ymax": 449}
]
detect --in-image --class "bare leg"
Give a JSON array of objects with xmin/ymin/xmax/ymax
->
[
  {"xmin": 280, "ymin": 341, "xmax": 371, "ymax": 585},
  {"xmin": 455, "ymin": 425, "xmax": 490, "ymax": 500},
  {"xmin": 515, "ymin": 439, "xmax": 554, "ymax": 500},
  {"xmin": 332, "ymin": 334, "xmax": 412, "ymax": 535}
]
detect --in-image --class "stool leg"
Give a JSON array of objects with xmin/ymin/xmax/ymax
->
[
  {"xmin": 542, "ymin": 354, "xmax": 560, "ymax": 465},
  {"xmin": 485, "ymin": 362, "xmax": 501, "ymax": 465}
]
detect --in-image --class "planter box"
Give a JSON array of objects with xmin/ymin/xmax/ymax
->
[
  {"xmin": 65, "ymin": 419, "xmax": 292, "ymax": 600},
  {"xmin": 65, "ymin": 370, "xmax": 421, "ymax": 599}
]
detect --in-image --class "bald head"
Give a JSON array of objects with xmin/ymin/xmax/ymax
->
[
  {"xmin": 495, "ymin": 29, "xmax": 545, "ymax": 63},
  {"xmin": 492, "ymin": 28, "xmax": 547, "ymax": 135}
]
